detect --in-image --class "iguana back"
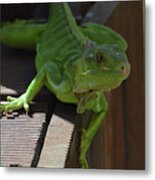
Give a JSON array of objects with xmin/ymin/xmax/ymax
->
[{"xmin": 36, "ymin": 3, "xmax": 87, "ymax": 70}]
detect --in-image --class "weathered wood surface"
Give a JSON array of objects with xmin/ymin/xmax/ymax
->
[
  {"xmin": 0, "ymin": 43, "xmax": 77, "ymax": 167},
  {"xmin": 0, "ymin": 111, "xmax": 46, "ymax": 167},
  {"xmin": 38, "ymin": 113, "xmax": 75, "ymax": 168},
  {"xmin": 85, "ymin": 1, "xmax": 145, "ymax": 169},
  {"xmin": 0, "ymin": 44, "xmax": 50, "ymax": 167}
]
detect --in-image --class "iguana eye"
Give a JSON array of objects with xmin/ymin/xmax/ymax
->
[{"xmin": 96, "ymin": 54, "xmax": 104, "ymax": 64}]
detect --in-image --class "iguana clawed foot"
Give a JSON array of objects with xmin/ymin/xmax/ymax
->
[
  {"xmin": 79, "ymin": 153, "xmax": 89, "ymax": 169},
  {"xmin": 0, "ymin": 94, "xmax": 29, "ymax": 114}
]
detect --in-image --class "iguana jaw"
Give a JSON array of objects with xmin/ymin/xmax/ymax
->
[
  {"xmin": 89, "ymin": 69, "xmax": 130, "ymax": 92},
  {"xmin": 100, "ymin": 64, "xmax": 130, "ymax": 92},
  {"xmin": 73, "ymin": 67, "xmax": 130, "ymax": 93}
]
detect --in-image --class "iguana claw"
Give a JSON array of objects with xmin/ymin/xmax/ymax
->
[
  {"xmin": 7, "ymin": 96, "xmax": 17, "ymax": 102},
  {"xmin": 0, "ymin": 94, "xmax": 29, "ymax": 114},
  {"xmin": 79, "ymin": 154, "xmax": 89, "ymax": 169}
]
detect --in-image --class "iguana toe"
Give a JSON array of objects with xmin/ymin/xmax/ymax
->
[
  {"xmin": 79, "ymin": 154, "xmax": 89, "ymax": 169},
  {"xmin": 0, "ymin": 94, "xmax": 29, "ymax": 113}
]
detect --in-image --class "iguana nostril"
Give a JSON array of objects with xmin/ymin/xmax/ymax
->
[
  {"xmin": 121, "ymin": 65, "xmax": 125, "ymax": 71},
  {"xmin": 121, "ymin": 63, "xmax": 131, "ymax": 76}
]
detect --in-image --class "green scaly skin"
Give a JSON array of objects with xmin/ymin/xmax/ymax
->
[{"xmin": 0, "ymin": 3, "xmax": 130, "ymax": 168}]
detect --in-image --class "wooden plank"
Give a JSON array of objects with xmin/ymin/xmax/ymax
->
[
  {"xmin": 0, "ymin": 107, "xmax": 47, "ymax": 167},
  {"xmin": 86, "ymin": 1, "xmax": 145, "ymax": 169},
  {"xmin": 38, "ymin": 114, "xmax": 74, "ymax": 168},
  {"xmin": 65, "ymin": 115, "xmax": 81, "ymax": 168},
  {"xmin": 104, "ymin": 1, "xmax": 145, "ymax": 170},
  {"xmin": 38, "ymin": 102, "xmax": 77, "ymax": 168},
  {"xmin": 0, "ymin": 40, "xmax": 53, "ymax": 167}
]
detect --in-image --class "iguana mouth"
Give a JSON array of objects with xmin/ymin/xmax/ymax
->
[
  {"xmin": 73, "ymin": 69, "xmax": 129, "ymax": 93},
  {"xmin": 100, "ymin": 70, "xmax": 129, "ymax": 92}
]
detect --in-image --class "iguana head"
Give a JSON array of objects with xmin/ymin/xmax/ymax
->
[
  {"xmin": 73, "ymin": 43, "xmax": 130, "ymax": 93},
  {"xmin": 92, "ymin": 44, "xmax": 130, "ymax": 90}
]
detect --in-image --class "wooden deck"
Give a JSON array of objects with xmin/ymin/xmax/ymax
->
[
  {"xmin": 1, "ymin": 111, "xmax": 46, "ymax": 167},
  {"xmin": 0, "ymin": 43, "xmax": 79, "ymax": 167}
]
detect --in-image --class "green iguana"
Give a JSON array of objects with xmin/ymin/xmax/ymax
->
[{"xmin": 0, "ymin": 3, "xmax": 130, "ymax": 168}]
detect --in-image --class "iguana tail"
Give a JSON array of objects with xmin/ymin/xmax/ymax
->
[{"xmin": 0, "ymin": 19, "xmax": 46, "ymax": 50}]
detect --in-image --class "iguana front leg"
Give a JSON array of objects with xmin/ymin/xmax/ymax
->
[
  {"xmin": 0, "ymin": 66, "xmax": 45, "ymax": 113},
  {"xmin": 0, "ymin": 62, "xmax": 60, "ymax": 113},
  {"xmin": 77, "ymin": 92, "xmax": 108, "ymax": 168}
]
